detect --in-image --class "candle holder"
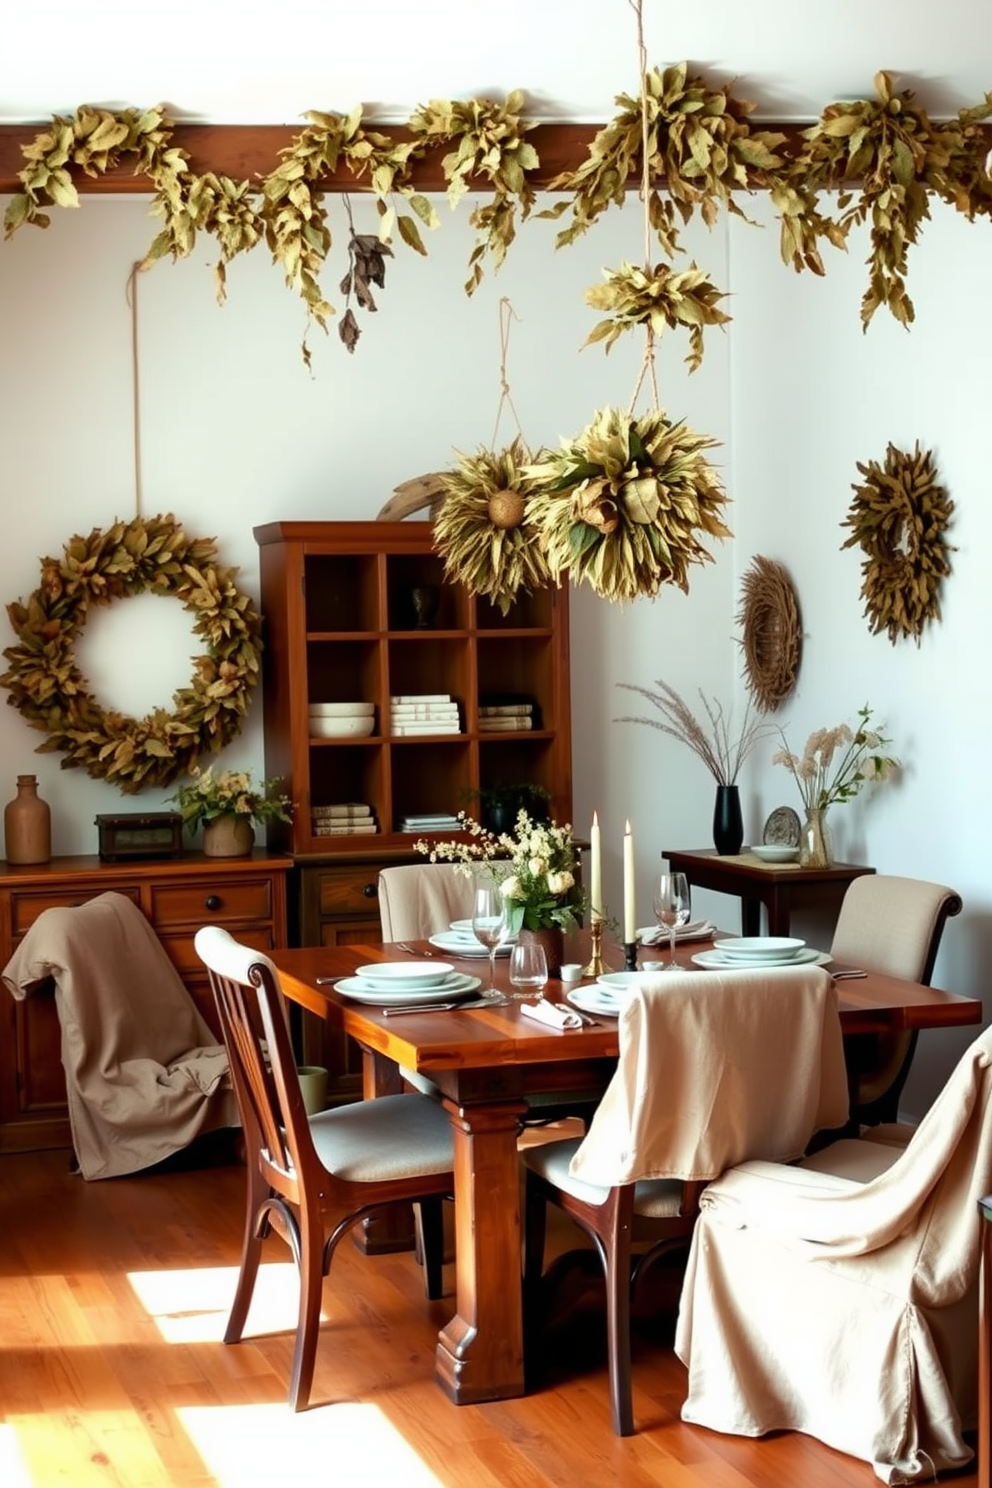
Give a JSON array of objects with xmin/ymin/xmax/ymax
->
[
  {"xmin": 582, "ymin": 919, "xmax": 606, "ymax": 979},
  {"xmin": 623, "ymin": 941, "xmax": 638, "ymax": 971}
]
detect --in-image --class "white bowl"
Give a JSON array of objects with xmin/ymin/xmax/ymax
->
[
  {"xmin": 355, "ymin": 960, "xmax": 454, "ymax": 988},
  {"xmin": 309, "ymin": 701, "xmax": 375, "ymax": 717},
  {"xmin": 752, "ymin": 844, "xmax": 800, "ymax": 863},
  {"xmin": 311, "ymin": 714, "xmax": 376, "ymax": 738},
  {"xmin": 716, "ymin": 936, "xmax": 806, "ymax": 960}
]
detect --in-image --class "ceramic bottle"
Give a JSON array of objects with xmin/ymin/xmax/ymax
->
[{"xmin": 4, "ymin": 774, "xmax": 52, "ymax": 864}]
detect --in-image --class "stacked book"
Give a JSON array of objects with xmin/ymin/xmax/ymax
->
[
  {"xmin": 389, "ymin": 693, "xmax": 461, "ymax": 735},
  {"xmin": 397, "ymin": 812, "xmax": 462, "ymax": 833},
  {"xmin": 311, "ymin": 802, "xmax": 379, "ymax": 837},
  {"xmin": 479, "ymin": 697, "xmax": 536, "ymax": 732}
]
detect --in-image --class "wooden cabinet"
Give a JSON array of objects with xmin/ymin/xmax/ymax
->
[
  {"xmin": 0, "ymin": 853, "xmax": 290, "ymax": 1152},
  {"xmin": 253, "ymin": 520, "xmax": 573, "ymax": 856}
]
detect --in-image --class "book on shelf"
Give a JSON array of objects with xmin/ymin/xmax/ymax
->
[
  {"xmin": 390, "ymin": 693, "xmax": 452, "ymax": 704},
  {"xmin": 389, "ymin": 705, "xmax": 460, "ymax": 720},
  {"xmin": 479, "ymin": 717, "xmax": 534, "ymax": 731},
  {"xmin": 479, "ymin": 702, "xmax": 534, "ymax": 717},
  {"xmin": 392, "ymin": 722, "xmax": 461, "ymax": 736},
  {"xmin": 311, "ymin": 803, "xmax": 374, "ymax": 819},
  {"xmin": 312, "ymin": 822, "xmax": 379, "ymax": 836}
]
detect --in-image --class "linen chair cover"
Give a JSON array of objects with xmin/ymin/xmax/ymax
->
[
  {"xmin": 522, "ymin": 964, "xmax": 849, "ymax": 1434},
  {"xmin": 2, "ymin": 891, "xmax": 236, "ymax": 1179},
  {"xmin": 675, "ymin": 1024, "xmax": 992, "ymax": 1483},
  {"xmin": 194, "ymin": 925, "xmax": 455, "ymax": 1411},
  {"xmin": 377, "ymin": 862, "xmax": 475, "ymax": 942},
  {"xmin": 830, "ymin": 874, "xmax": 962, "ymax": 1125}
]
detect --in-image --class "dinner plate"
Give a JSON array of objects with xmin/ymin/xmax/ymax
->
[
  {"xmin": 566, "ymin": 987, "xmax": 623, "ymax": 1017},
  {"xmin": 355, "ymin": 960, "xmax": 454, "ymax": 988},
  {"xmin": 429, "ymin": 931, "xmax": 514, "ymax": 957},
  {"xmin": 449, "ymin": 918, "xmax": 519, "ymax": 943},
  {"xmin": 714, "ymin": 936, "xmax": 806, "ymax": 960},
  {"xmin": 334, "ymin": 973, "xmax": 482, "ymax": 1005},
  {"xmin": 692, "ymin": 948, "xmax": 830, "ymax": 970}
]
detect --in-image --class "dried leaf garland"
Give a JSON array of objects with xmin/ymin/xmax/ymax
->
[
  {"xmin": 431, "ymin": 439, "xmax": 550, "ymax": 615},
  {"xmin": 736, "ymin": 555, "xmax": 802, "ymax": 711},
  {"xmin": 524, "ymin": 407, "xmax": 731, "ymax": 602},
  {"xmin": 0, "ymin": 515, "xmax": 262, "ymax": 791},
  {"xmin": 840, "ymin": 441, "xmax": 955, "ymax": 644},
  {"xmin": 584, "ymin": 259, "xmax": 730, "ymax": 372}
]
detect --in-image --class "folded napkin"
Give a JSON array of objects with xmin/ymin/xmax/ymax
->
[
  {"xmin": 637, "ymin": 920, "xmax": 716, "ymax": 947},
  {"xmin": 519, "ymin": 999, "xmax": 583, "ymax": 1030}
]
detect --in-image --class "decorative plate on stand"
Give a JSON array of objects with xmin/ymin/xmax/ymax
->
[{"xmin": 763, "ymin": 806, "xmax": 801, "ymax": 848}]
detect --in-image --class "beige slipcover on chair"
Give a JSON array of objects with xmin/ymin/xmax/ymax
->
[
  {"xmin": 377, "ymin": 861, "xmax": 475, "ymax": 942},
  {"xmin": 521, "ymin": 964, "xmax": 850, "ymax": 1435},
  {"xmin": 831, "ymin": 873, "xmax": 962, "ymax": 1126},
  {"xmin": 195, "ymin": 925, "xmax": 455, "ymax": 1411},
  {"xmin": 675, "ymin": 1024, "xmax": 992, "ymax": 1483},
  {"xmin": 1, "ymin": 891, "xmax": 236, "ymax": 1179}
]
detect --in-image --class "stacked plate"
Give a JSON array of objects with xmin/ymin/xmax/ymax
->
[
  {"xmin": 692, "ymin": 936, "xmax": 830, "ymax": 970},
  {"xmin": 428, "ymin": 918, "xmax": 517, "ymax": 958},
  {"xmin": 310, "ymin": 702, "xmax": 375, "ymax": 739},
  {"xmin": 567, "ymin": 968, "xmax": 659, "ymax": 1018},
  {"xmin": 333, "ymin": 958, "xmax": 482, "ymax": 1005}
]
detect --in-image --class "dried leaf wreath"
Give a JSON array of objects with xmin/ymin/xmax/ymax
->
[
  {"xmin": 840, "ymin": 441, "xmax": 955, "ymax": 644},
  {"xmin": 0, "ymin": 514, "xmax": 263, "ymax": 791},
  {"xmin": 736, "ymin": 555, "xmax": 802, "ymax": 712}
]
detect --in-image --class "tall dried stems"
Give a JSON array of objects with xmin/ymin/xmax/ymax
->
[{"xmin": 615, "ymin": 680, "xmax": 774, "ymax": 785}]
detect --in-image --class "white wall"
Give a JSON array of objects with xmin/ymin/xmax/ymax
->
[{"xmin": 1, "ymin": 186, "xmax": 987, "ymax": 1117}]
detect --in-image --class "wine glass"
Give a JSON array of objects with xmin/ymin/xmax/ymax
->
[
  {"xmin": 508, "ymin": 942, "xmax": 548, "ymax": 1001},
  {"xmin": 472, "ymin": 882, "xmax": 509, "ymax": 997},
  {"xmin": 653, "ymin": 871, "xmax": 691, "ymax": 970}
]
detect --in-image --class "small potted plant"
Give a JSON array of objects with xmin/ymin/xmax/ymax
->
[
  {"xmin": 464, "ymin": 782, "xmax": 551, "ymax": 834},
  {"xmin": 168, "ymin": 766, "xmax": 292, "ymax": 857}
]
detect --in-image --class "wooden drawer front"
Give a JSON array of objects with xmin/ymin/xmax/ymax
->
[
  {"xmin": 10, "ymin": 885, "xmax": 141, "ymax": 938},
  {"xmin": 162, "ymin": 924, "xmax": 276, "ymax": 977},
  {"xmin": 150, "ymin": 878, "xmax": 273, "ymax": 929},
  {"xmin": 317, "ymin": 868, "xmax": 381, "ymax": 918}
]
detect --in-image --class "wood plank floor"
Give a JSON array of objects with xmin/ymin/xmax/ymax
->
[{"xmin": 0, "ymin": 1143, "xmax": 978, "ymax": 1488}]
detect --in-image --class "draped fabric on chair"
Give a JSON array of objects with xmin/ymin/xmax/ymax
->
[
  {"xmin": 377, "ymin": 862, "xmax": 475, "ymax": 942},
  {"xmin": 522, "ymin": 964, "xmax": 850, "ymax": 1435},
  {"xmin": 676, "ymin": 1025, "xmax": 992, "ymax": 1483},
  {"xmin": 2, "ymin": 891, "xmax": 236, "ymax": 1179},
  {"xmin": 830, "ymin": 874, "xmax": 962, "ymax": 1126},
  {"xmin": 194, "ymin": 925, "xmax": 455, "ymax": 1412}
]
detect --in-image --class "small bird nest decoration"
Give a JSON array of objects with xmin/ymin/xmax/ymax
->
[
  {"xmin": 523, "ymin": 406, "xmax": 731, "ymax": 602},
  {"xmin": 431, "ymin": 437, "xmax": 550, "ymax": 614},
  {"xmin": 840, "ymin": 441, "xmax": 955, "ymax": 644},
  {"xmin": 736, "ymin": 555, "xmax": 802, "ymax": 712}
]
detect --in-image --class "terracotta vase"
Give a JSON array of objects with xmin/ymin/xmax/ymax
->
[
  {"xmin": 518, "ymin": 925, "xmax": 564, "ymax": 979},
  {"xmin": 799, "ymin": 807, "xmax": 832, "ymax": 868},
  {"xmin": 202, "ymin": 814, "xmax": 255, "ymax": 858},
  {"xmin": 4, "ymin": 774, "xmax": 52, "ymax": 864}
]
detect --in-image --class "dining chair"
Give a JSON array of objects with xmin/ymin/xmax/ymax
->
[
  {"xmin": 521, "ymin": 964, "xmax": 850, "ymax": 1435},
  {"xmin": 830, "ymin": 874, "xmax": 962, "ymax": 1127},
  {"xmin": 675, "ymin": 1022, "xmax": 992, "ymax": 1484},
  {"xmin": 194, "ymin": 925, "xmax": 455, "ymax": 1411},
  {"xmin": 377, "ymin": 862, "xmax": 475, "ymax": 942}
]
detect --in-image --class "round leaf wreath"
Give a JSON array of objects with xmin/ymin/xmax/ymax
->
[{"xmin": 1, "ymin": 514, "xmax": 263, "ymax": 792}]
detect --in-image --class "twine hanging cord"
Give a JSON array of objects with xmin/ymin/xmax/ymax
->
[
  {"xmin": 627, "ymin": 0, "xmax": 660, "ymax": 415},
  {"xmin": 125, "ymin": 261, "xmax": 145, "ymax": 518},
  {"xmin": 491, "ymin": 296, "xmax": 525, "ymax": 449}
]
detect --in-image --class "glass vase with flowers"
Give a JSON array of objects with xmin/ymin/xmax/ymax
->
[{"xmin": 772, "ymin": 704, "xmax": 899, "ymax": 867}]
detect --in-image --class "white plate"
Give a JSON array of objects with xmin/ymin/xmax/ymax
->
[
  {"xmin": 334, "ymin": 973, "xmax": 482, "ymax": 1005},
  {"xmin": 429, "ymin": 932, "xmax": 513, "ymax": 958},
  {"xmin": 354, "ymin": 960, "xmax": 454, "ymax": 989},
  {"xmin": 713, "ymin": 936, "xmax": 806, "ymax": 959},
  {"xmin": 692, "ymin": 948, "xmax": 830, "ymax": 970},
  {"xmin": 751, "ymin": 845, "xmax": 800, "ymax": 864},
  {"xmin": 567, "ymin": 987, "xmax": 623, "ymax": 1017}
]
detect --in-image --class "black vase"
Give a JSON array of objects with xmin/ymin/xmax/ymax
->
[{"xmin": 713, "ymin": 784, "xmax": 744, "ymax": 855}]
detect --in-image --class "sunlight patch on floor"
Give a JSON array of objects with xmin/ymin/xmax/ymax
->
[
  {"xmin": 0, "ymin": 1426, "xmax": 32, "ymax": 1488},
  {"xmin": 179, "ymin": 1403, "xmax": 445, "ymax": 1488},
  {"xmin": 128, "ymin": 1262, "xmax": 317, "ymax": 1344}
]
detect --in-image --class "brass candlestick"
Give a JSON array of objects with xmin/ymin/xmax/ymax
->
[{"xmin": 583, "ymin": 919, "xmax": 606, "ymax": 978}]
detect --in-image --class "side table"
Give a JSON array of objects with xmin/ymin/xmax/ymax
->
[{"xmin": 663, "ymin": 848, "xmax": 875, "ymax": 938}]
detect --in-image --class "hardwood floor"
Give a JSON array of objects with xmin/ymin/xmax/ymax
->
[{"xmin": 0, "ymin": 1144, "xmax": 978, "ymax": 1488}]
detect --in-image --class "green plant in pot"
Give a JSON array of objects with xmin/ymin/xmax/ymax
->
[{"xmin": 464, "ymin": 782, "xmax": 551, "ymax": 834}]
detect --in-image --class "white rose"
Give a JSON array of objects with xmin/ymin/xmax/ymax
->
[
  {"xmin": 500, "ymin": 876, "xmax": 522, "ymax": 901},
  {"xmin": 546, "ymin": 870, "xmax": 573, "ymax": 895}
]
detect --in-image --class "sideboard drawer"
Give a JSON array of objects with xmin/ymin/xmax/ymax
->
[
  {"xmin": 10, "ymin": 885, "xmax": 141, "ymax": 938},
  {"xmin": 149, "ymin": 878, "xmax": 273, "ymax": 928},
  {"xmin": 316, "ymin": 867, "xmax": 382, "ymax": 917}
]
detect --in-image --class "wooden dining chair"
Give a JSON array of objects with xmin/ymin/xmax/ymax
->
[
  {"xmin": 194, "ymin": 925, "xmax": 455, "ymax": 1411},
  {"xmin": 521, "ymin": 964, "xmax": 850, "ymax": 1435},
  {"xmin": 830, "ymin": 874, "xmax": 962, "ymax": 1127}
]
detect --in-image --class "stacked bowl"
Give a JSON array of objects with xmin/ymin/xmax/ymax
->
[{"xmin": 309, "ymin": 701, "xmax": 375, "ymax": 738}]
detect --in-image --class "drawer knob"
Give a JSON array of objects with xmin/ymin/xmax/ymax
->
[
  {"xmin": 205, "ymin": 894, "xmax": 222, "ymax": 912},
  {"xmin": 363, "ymin": 882, "xmax": 378, "ymax": 899}
]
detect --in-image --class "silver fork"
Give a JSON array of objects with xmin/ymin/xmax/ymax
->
[{"xmin": 395, "ymin": 941, "xmax": 436, "ymax": 956}]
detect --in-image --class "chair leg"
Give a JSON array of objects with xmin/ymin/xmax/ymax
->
[
  {"xmin": 225, "ymin": 1157, "xmax": 269, "ymax": 1343},
  {"xmin": 604, "ymin": 1196, "xmax": 635, "ymax": 1436},
  {"xmin": 288, "ymin": 1207, "xmax": 326, "ymax": 1412},
  {"xmin": 414, "ymin": 1197, "xmax": 446, "ymax": 1300}
]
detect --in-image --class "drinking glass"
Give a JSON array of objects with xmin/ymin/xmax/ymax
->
[
  {"xmin": 508, "ymin": 942, "xmax": 549, "ymax": 1001},
  {"xmin": 472, "ymin": 882, "xmax": 508, "ymax": 997},
  {"xmin": 653, "ymin": 871, "xmax": 691, "ymax": 970}
]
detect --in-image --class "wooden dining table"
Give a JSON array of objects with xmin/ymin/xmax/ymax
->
[{"xmin": 269, "ymin": 935, "xmax": 983, "ymax": 1407}]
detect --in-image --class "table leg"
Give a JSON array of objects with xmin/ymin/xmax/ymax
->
[
  {"xmin": 741, "ymin": 896, "xmax": 763, "ymax": 936},
  {"xmin": 436, "ymin": 1096, "xmax": 530, "ymax": 1403}
]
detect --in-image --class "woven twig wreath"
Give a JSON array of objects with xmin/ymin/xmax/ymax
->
[
  {"xmin": 1, "ymin": 514, "xmax": 263, "ymax": 792},
  {"xmin": 736, "ymin": 556, "xmax": 802, "ymax": 712},
  {"xmin": 840, "ymin": 441, "xmax": 955, "ymax": 644}
]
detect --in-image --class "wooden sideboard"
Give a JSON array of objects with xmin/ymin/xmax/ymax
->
[{"xmin": 0, "ymin": 852, "xmax": 290, "ymax": 1153}]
